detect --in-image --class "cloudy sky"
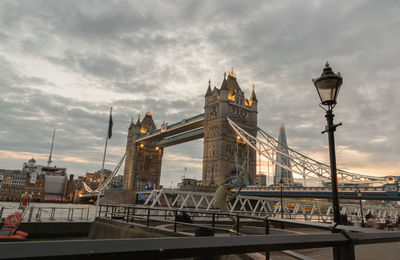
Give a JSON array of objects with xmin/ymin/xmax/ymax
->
[{"xmin": 0, "ymin": 0, "xmax": 399, "ymax": 187}]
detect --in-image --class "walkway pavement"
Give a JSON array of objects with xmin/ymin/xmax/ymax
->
[{"xmin": 167, "ymin": 223, "xmax": 400, "ymax": 259}]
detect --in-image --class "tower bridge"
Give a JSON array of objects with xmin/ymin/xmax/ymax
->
[
  {"xmin": 123, "ymin": 70, "xmax": 258, "ymax": 194},
  {"xmin": 117, "ymin": 69, "xmax": 398, "ymax": 200}
]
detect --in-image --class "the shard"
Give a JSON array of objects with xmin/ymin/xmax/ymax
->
[{"xmin": 274, "ymin": 123, "xmax": 294, "ymax": 186}]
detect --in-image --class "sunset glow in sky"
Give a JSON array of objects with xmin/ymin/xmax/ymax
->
[{"xmin": 1, "ymin": 0, "xmax": 399, "ymax": 187}]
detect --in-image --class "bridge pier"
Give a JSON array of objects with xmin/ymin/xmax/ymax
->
[
  {"xmin": 202, "ymin": 72, "xmax": 258, "ymax": 186},
  {"xmin": 123, "ymin": 112, "xmax": 163, "ymax": 196}
]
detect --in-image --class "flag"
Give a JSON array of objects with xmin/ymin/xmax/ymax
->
[{"xmin": 108, "ymin": 107, "xmax": 113, "ymax": 139}]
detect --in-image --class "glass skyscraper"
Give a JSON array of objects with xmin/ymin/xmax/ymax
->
[{"xmin": 274, "ymin": 123, "xmax": 294, "ymax": 186}]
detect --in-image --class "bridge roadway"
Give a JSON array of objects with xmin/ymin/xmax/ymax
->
[
  {"xmin": 130, "ymin": 112, "xmax": 396, "ymax": 185},
  {"xmin": 136, "ymin": 113, "xmax": 204, "ymax": 147},
  {"xmin": 240, "ymin": 186, "xmax": 400, "ymax": 200}
]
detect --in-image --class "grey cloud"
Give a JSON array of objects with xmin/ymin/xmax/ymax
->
[{"xmin": 0, "ymin": 0, "xmax": 399, "ymax": 179}]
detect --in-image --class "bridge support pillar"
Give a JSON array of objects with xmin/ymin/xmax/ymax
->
[
  {"xmin": 123, "ymin": 113, "xmax": 164, "ymax": 198},
  {"xmin": 202, "ymin": 72, "xmax": 257, "ymax": 186}
]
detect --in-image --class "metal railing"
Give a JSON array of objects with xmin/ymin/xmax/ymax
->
[
  {"xmin": 5, "ymin": 232, "xmax": 400, "ymax": 260},
  {"xmin": 2, "ymin": 204, "xmax": 399, "ymax": 259},
  {"xmin": 143, "ymin": 189, "xmax": 400, "ymax": 224},
  {"xmin": 98, "ymin": 204, "xmax": 270, "ymax": 236},
  {"xmin": 0, "ymin": 205, "xmax": 93, "ymax": 222},
  {"xmin": 98, "ymin": 203, "xmax": 392, "ymax": 233},
  {"xmin": 98, "ymin": 203, "xmax": 399, "ymax": 260}
]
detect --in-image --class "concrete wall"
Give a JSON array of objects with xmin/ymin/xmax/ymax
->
[
  {"xmin": 89, "ymin": 218, "xmax": 184, "ymax": 239},
  {"xmin": 100, "ymin": 189, "xmax": 136, "ymax": 204},
  {"xmin": 0, "ymin": 222, "xmax": 91, "ymax": 239}
]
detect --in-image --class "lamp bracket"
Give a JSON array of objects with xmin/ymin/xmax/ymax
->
[{"xmin": 321, "ymin": 122, "xmax": 342, "ymax": 134}]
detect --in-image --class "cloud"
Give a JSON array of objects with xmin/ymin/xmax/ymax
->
[{"xmin": 0, "ymin": 0, "xmax": 399, "ymax": 185}]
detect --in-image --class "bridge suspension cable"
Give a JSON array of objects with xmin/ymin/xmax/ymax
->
[
  {"xmin": 83, "ymin": 153, "xmax": 126, "ymax": 193},
  {"xmin": 226, "ymin": 116, "xmax": 386, "ymax": 184}
]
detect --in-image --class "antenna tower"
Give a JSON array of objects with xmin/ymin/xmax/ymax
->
[{"xmin": 48, "ymin": 128, "xmax": 56, "ymax": 166}]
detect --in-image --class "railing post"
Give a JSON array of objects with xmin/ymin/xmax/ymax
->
[
  {"xmin": 164, "ymin": 209, "xmax": 167, "ymax": 220},
  {"xmin": 174, "ymin": 210, "xmax": 178, "ymax": 232},
  {"xmin": 146, "ymin": 208, "xmax": 151, "ymax": 227},
  {"xmin": 264, "ymin": 217, "xmax": 269, "ymax": 235},
  {"xmin": 87, "ymin": 208, "xmax": 90, "ymax": 220},
  {"xmin": 334, "ymin": 230, "xmax": 355, "ymax": 260},
  {"xmin": 236, "ymin": 213, "xmax": 240, "ymax": 236},
  {"xmin": 264, "ymin": 217, "xmax": 270, "ymax": 260},
  {"xmin": 0, "ymin": 206, "xmax": 3, "ymax": 219},
  {"xmin": 212, "ymin": 213, "xmax": 215, "ymax": 228},
  {"xmin": 38, "ymin": 208, "xmax": 42, "ymax": 221},
  {"xmin": 28, "ymin": 206, "xmax": 34, "ymax": 222},
  {"xmin": 50, "ymin": 208, "xmax": 55, "ymax": 220},
  {"xmin": 98, "ymin": 205, "xmax": 102, "ymax": 218}
]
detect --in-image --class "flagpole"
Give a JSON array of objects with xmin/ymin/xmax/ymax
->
[{"xmin": 96, "ymin": 106, "xmax": 112, "ymax": 216}]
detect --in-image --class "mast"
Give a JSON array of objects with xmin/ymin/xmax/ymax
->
[{"xmin": 48, "ymin": 128, "xmax": 56, "ymax": 166}]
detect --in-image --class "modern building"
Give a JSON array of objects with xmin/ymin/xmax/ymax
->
[
  {"xmin": 178, "ymin": 178, "xmax": 200, "ymax": 188},
  {"xmin": 110, "ymin": 174, "xmax": 123, "ymax": 189},
  {"xmin": 273, "ymin": 123, "xmax": 294, "ymax": 186},
  {"xmin": 256, "ymin": 174, "xmax": 267, "ymax": 186},
  {"xmin": 42, "ymin": 166, "xmax": 68, "ymax": 201},
  {"xmin": 65, "ymin": 174, "xmax": 76, "ymax": 202},
  {"xmin": 84, "ymin": 169, "xmax": 112, "ymax": 190},
  {"xmin": 22, "ymin": 158, "xmax": 69, "ymax": 201}
]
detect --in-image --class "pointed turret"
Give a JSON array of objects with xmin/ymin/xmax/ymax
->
[
  {"xmin": 221, "ymin": 72, "xmax": 228, "ymax": 90},
  {"xmin": 140, "ymin": 111, "xmax": 156, "ymax": 133},
  {"xmin": 135, "ymin": 115, "xmax": 141, "ymax": 126},
  {"xmin": 205, "ymin": 79, "xmax": 212, "ymax": 97},
  {"xmin": 220, "ymin": 73, "xmax": 228, "ymax": 100},
  {"xmin": 129, "ymin": 117, "xmax": 134, "ymax": 129},
  {"xmin": 250, "ymin": 84, "xmax": 258, "ymax": 102}
]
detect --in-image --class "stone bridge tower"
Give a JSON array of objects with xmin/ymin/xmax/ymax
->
[
  {"xmin": 202, "ymin": 70, "xmax": 258, "ymax": 186},
  {"xmin": 123, "ymin": 111, "xmax": 164, "ymax": 193}
]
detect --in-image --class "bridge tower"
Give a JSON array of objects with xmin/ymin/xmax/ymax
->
[
  {"xmin": 203, "ymin": 70, "xmax": 258, "ymax": 186},
  {"xmin": 123, "ymin": 111, "xmax": 164, "ymax": 193}
]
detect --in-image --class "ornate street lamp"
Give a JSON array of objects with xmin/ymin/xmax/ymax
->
[
  {"xmin": 313, "ymin": 62, "xmax": 343, "ymax": 225},
  {"xmin": 358, "ymin": 189, "xmax": 365, "ymax": 226},
  {"xmin": 279, "ymin": 179, "xmax": 285, "ymax": 229}
]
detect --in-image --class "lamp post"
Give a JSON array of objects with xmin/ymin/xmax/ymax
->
[
  {"xmin": 313, "ymin": 62, "xmax": 343, "ymax": 225},
  {"xmin": 358, "ymin": 189, "xmax": 365, "ymax": 227},
  {"xmin": 279, "ymin": 179, "xmax": 285, "ymax": 229}
]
